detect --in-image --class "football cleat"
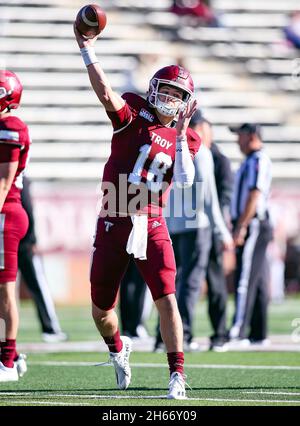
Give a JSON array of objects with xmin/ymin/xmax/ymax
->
[
  {"xmin": 109, "ymin": 336, "xmax": 132, "ymax": 390},
  {"xmin": 15, "ymin": 353, "xmax": 27, "ymax": 378},
  {"xmin": 167, "ymin": 372, "xmax": 187, "ymax": 400},
  {"xmin": 0, "ymin": 361, "xmax": 19, "ymax": 382}
]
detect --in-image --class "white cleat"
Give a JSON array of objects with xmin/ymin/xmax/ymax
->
[
  {"xmin": 229, "ymin": 325, "xmax": 240, "ymax": 340},
  {"xmin": 0, "ymin": 362, "xmax": 19, "ymax": 382},
  {"xmin": 227, "ymin": 338, "xmax": 250, "ymax": 350},
  {"xmin": 15, "ymin": 354, "xmax": 27, "ymax": 378},
  {"xmin": 42, "ymin": 331, "xmax": 68, "ymax": 343},
  {"xmin": 109, "ymin": 336, "xmax": 132, "ymax": 390},
  {"xmin": 167, "ymin": 372, "xmax": 187, "ymax": 400}
]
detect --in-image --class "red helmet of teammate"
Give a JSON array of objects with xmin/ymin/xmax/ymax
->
[
  {"xmin": 148, "ymin": 65, "xmax": 194, "ymax": 117},
  {"xmin": 0, "ymin": 70, "xmax": 23, "ymax": 113}
]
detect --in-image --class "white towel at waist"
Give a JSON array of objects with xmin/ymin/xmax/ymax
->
[{"xmin": 126, "ymin": 215, "xmax": 148, "ymax": 260}]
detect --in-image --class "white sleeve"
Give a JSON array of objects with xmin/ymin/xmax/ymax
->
[{"xmin": 173, "ymin": 136, "xmax": 195, "ymax": 188}]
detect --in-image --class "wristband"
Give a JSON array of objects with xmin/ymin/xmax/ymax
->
[{"xmin": 80, "ymin": 46, "xmax": 99, "ymax": 67}]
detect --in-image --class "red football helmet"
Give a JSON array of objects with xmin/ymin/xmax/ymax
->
[
  {"xmin": 148, "ymin": 65, "xmax": 194, "ymax": 117},
  {"xmin": 0, "ymin": 70, "xmax": 23, "ymax": 113}
]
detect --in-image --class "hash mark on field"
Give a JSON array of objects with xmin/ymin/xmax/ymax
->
[
  {"xmin": 28, "ymin": 361, "xmax": 300, "ymax": 370},
  {"xmin": 1, "ymin": 393, "xmax": 300, "ymax": 404}
]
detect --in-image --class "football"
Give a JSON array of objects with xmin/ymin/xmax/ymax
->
[{"xmin": 75, "ymin": 4, "xmax": 107, "ymax": 39}]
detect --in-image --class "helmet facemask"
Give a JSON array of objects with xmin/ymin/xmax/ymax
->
[
  {"xmin": 148, "ymin": 78, "xmax": 193, "ymax": 118},
  {"xmin": 0, "ymin": 71, "xmax": 22, "ymax": 113},
  {"xmin": 0, "ymin": 87, "xmax": 10, "ymax": 100}
]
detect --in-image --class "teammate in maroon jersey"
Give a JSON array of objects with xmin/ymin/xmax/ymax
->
[
  {"xmin": 0, "ymin": 70, "xmax": 30, "ymax": 382},
  {"xmin": 74, "ymin": 24, "xmax": 201, "ymax": 399}
]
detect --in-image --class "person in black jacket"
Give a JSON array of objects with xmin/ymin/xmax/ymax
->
[
  {"xmin": 18, "ymin": 176, "xmax": 67, "ymax": 343},
  {"xmin": 208, "ymin": 132, "xmax": 234, "ymax": 350}
]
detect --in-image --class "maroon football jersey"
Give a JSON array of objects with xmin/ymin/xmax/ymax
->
[
  {"xmin": 101, "ymin": 93, "xmax": 201, "ymax": 216},
  {"xmin": 0, "ymin": 115, "xmax": 31, "ymax": 204}
]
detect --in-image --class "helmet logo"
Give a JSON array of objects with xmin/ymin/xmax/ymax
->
[{"xmin": 177, "ymin": 66, "xmax": 189, "ymax": 80}]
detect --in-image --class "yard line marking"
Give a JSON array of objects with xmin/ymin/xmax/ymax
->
[
  {"xmin": 1, "ymin": 394, "xmax": 300, "ymax": 404},
  {"xmin": 189, "ymin": 398, "xmax": 300, "ymax": 404},
  {"xmin": 27, "ymin": 361, "xmax": 300, "ymax": 370},
  {"xmin": 0, "ymin": 392, "xmax": 32, "ymax": 396},
  {"xmin": 0, "ymin": 392, "xmax": 167, "ymax": 399},
  {"xmin": 1, "ymin": 400, "xmax": 91, "ymax": 406},
  {"xmin": 29, "ymin": 361, "xmax": 97, "ymax": 366},
  {"xmin": 188, "ymin": 364, "xmax": 300, "ymax": 370},
  {"xmin": 243, "ymin": 391, "xmax": 300, "ymax": 396}
]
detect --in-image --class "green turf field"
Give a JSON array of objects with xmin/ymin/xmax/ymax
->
[
  {"xmin": 17, "ymin": 296, "xmax": 300, "ymax": 342},
  {"xmin": 0, "ymin": 352, "xmax": 299, "ymax": 406},
  {"xmin": 0, "ymin": 296, "xmax": 299, "ymax": 406}
]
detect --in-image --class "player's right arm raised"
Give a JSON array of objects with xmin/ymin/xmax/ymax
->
[{"xmin": 74, "ymin": 24, "xmax": 124, "ymax": 112}]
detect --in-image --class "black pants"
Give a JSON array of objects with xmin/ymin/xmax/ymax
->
[
  {"xmin": 18, "ymin": 243, "xmax": 61, "ymax": 334},
  {"xmin": 156, "ymin": 227, "xmax": 213, "ymax": 345},
  {"xmin": 206, "ymin": 236, "xmax": 228, "ymax": 342},
  {"xmin": 231, "ymin": 218, "xmax": 273, "ymax": 340},
  {"xmin": 120, "ymin": 259, "xmax": 147, "ymax": 337},
  {"xmin": 176, "ymin": 228, "xmax": 212, "ymax": 343}
]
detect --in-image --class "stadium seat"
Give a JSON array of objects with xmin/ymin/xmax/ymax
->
[{"xmin": 0, "ymin": 0, "xmax": 299, "ymax": 180}]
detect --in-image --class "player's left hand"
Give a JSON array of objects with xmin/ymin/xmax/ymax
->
[{"xmin": 176, "ymin": 98, "xmax": 198, "ymax": 137}]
